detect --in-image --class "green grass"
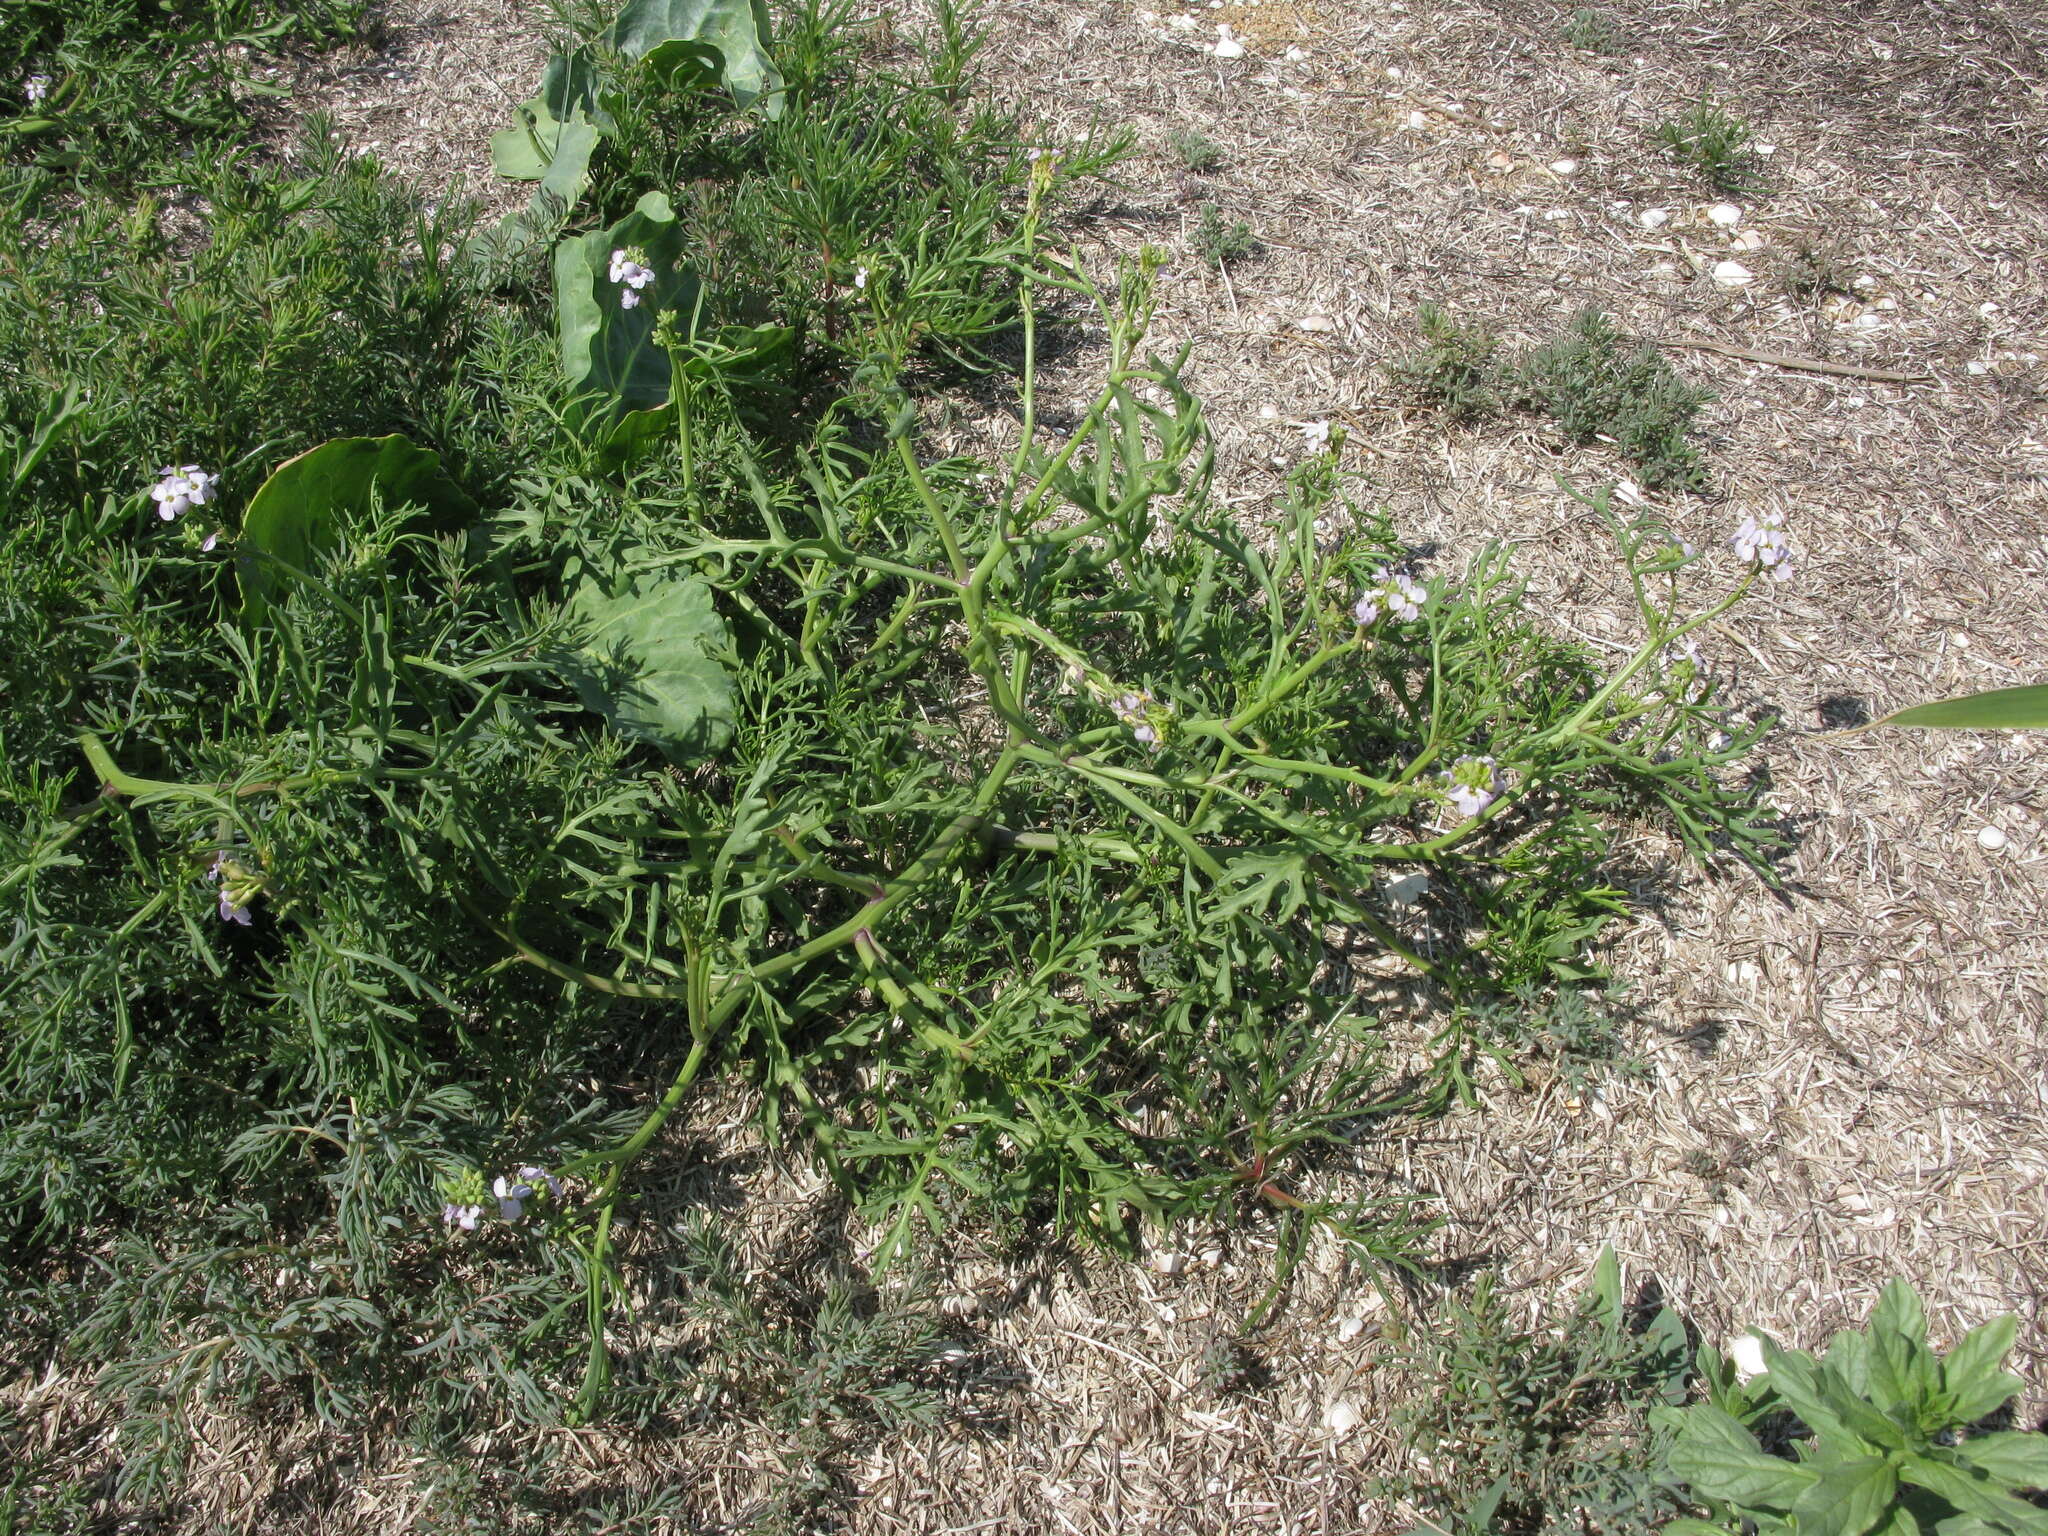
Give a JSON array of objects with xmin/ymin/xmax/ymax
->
[{"xmin": 2, "ymin": 0, "xmax": 366, "ymax": 190}]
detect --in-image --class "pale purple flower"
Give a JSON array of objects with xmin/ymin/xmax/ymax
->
[
  {"xmin": 25, "ymin": 75, "xmax": 51, "ymax": 107},
  {"xmin": 1444, "ymin": 754, "xmax": 1501, "ymax": 819},
  {"xmin": 1353, "ymin": 568, "xmax": 1427, "ymax": 627},
  {"xmin": 1111, "ymin": 689, "xmax": 1167, "ymax": 748},
  {"xmin": 492, "ymin": 1174, "xmax": 534, "ymax": 1221},
  {"xmin": 441, "ymin": 1203, "xmax": 483, "ymax": 1231},
  {"xmin": 852, "ymin": 266, "xmax": 870, "ymax": 292},
  {"xmin": 1300, "ymin": 419, "xmax": 1332, "ymax": 451},
  {"xmin": 207, "ymin": 852, "xmax": 253, "ymax": 925},
  {"xmin": 1731, "ymin": 510, "xmax": 1794, "ymax": 582},
  {"xmin": 201, "ymin": 531, "xmax": 220, "ymax": 553},
  {"xmin": 608, "ymin": 248, "xmax": 655, "ymax": 309},
  {"xmin": 149, "ymin": 465, "xmax": 216, "ymax": 521}
]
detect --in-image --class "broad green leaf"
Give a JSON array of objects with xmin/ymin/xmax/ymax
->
[
  {"xmin": 236, "ymin": 436, "xmax": 475, "ymax": 623},
  {"xmin": 1209, "ymin": 849, "xmax": 1310, "ymax": 922},
  {"xmin": 1870, "ymin": 685, "xmax": 2048, "ymax": 731},
  {"xmin": 1786, "ymin": 1457, "xmax": 1897, "ymax": 1536},
  {"xmin": 1865, "ymin": 1297, "xmax": 1937, "ymax": 1424},
  {"xmin": 1663, "ymin": 1522, "xmax": 1741, "ymax": 1536},
  {"xmin": 1813, "ymin": 1364, "xmax": 1912, "ymax": 1452},
  {"xmin": 1586, "ymin": 1243, "xmax": 1623, "ymax": 1328},
  {"xmin": 1631, "ymin": 1305, "xmax": 1693, "ymax": 1403},
  {"xmin": 490, "ymin": 100, "xmax": 601, "ymax": 209},
  {"xmin": 1870, "ymin": 1508, "xmax": 1923, "ymax": 1536},
  {"xmin": 1829, "ymin": 1326, "xmax": 1875, "ymax": 1400},
  {"xmin": 641, "ymin": 36, "xmax": 724, "ymax": 92},
  {"xmin": 607, "ymin": 0, "xmax": 783, "ymax": 115},
  {"xmin": 1951, "ymin": 1433, "xmax": 2048, "ymax": 1490},
  {"xmin": 1758, "ymin": 1342, "xmax": 1855, "ymax": 1442},
  {"xmin": 555, "ymin": 191, "xmax": 700, "ymax": 411},
  {"xmin": 1930, "ymin": 1521, "xmax": 2004, "ymax": 1536},
  {"xmin": 1668, "ymin": 1404, "xmax": 1820, "ymax": 1509},
  {"xmin": 1873, "ymin": 1280, "xmax": 1929, "ymax": 1349},
  {"xmin": 558, "ymin": 551, "xmax": 733, "ymax": 761},
  {"xmin": 1941, "ymin": 1317, "xmax": 2022, "ymax": 1425},
  {"xmin": 1900, "ymin": 1457, "xmax": 2048, "ymax": 1533}
]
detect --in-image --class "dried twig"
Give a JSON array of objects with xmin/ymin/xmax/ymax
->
[{"xmin": 1660, "ymin": 337, "xmax": 1935, "ymax": 384}]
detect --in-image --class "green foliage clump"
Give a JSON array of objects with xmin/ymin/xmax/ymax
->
[
  {"xmin": 1383, "ymin": 1250, "xmax": 1694, "ymax": 1535},
  {"xmin": 0, "ymin": 0, "xmax": 1787, "ymax": 1511},
  {"xmin": 1508, "ymin": 308, "xmax": 1715, "ymax": 491},
  {"xmin": 1393, "ymin": 306, "xmax": 1715, "ymax": 491},
  {"xmin": 1194, "ymin": 200, "xmax": 1258, "ymax": 268},
  {"xmin": 0, "ymin": 0, "xmax": 366, "ymax": 190},
  {"xmin": 1656, "ymin": 95, "xmax": 1761, "ymax": 195},
  {"xmin": 1169, "ymin": 127, "xmax": 1224, "ymax": 173},
  {"xmin": 1561, "ymin": 8, "xmax": 1625, "ymax": 53},
  {"xmin": 1389, "ymin": 302, "xmax": 1503, "ymax": 422},
  {"xmin": 1659, "ymin": 1282, "xmax": 2048, "ymax": 1536}
]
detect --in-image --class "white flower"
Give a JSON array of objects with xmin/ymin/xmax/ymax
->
[
  {"xmin": 201, "ymin": 530, "xmax": 220, "ymax": 553},
  {"xmin": 25, "ymin": 74, "xmax": 51, "ymax": 107},
  {"xmin": 441, "ymin": 1203, "xmax": 483, "ymax": 1231},
  {"xmin": 619, "ymin": 289, "xmax": 641, "ymax": 310},
  {"xmin": 1352, "ymin": 568, "xmax": 1427, "ymax": 627},
  {"xmin": 1300, "ymin": 419, "xmax": 1331, "ymax": 451},
  {"xmin": 1443, "ymin": 754, "xmax": 1501, "ymax": 819},
  {"xmin": 1726, "ymin": 1332, "xmax": 1768, "ymax": 1382},
  {"xmin": 1731, "ymin": 510, "xmax": 1794, "ymax": 582},
  {"xmin": 149, "ymin": 464, "xmax": 216, "ymax": 521}
]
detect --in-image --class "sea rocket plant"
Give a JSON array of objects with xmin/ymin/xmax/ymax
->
[{"xmin": 608, "ymin": 247, "xmax": 656, "ymax": 309}]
